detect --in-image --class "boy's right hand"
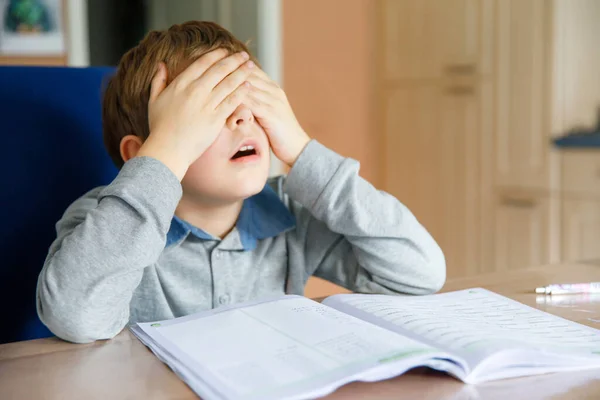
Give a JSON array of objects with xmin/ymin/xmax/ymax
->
[{"xmin": 137, "ymin": 49, "xmax": 255, "ymax": 180}]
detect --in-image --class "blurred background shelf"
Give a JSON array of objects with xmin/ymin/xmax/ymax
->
[{"xmin": 0, "ymin": 55, "xmax": 66, "ymax": 65}]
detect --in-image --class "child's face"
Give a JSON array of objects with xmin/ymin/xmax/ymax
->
[{"xmin": 180, "ymin": 104, "xmax": 271, "ymax": 203}]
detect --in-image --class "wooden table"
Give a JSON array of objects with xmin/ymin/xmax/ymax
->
[{"xmin": 2, "ymin": 262, "xmax": 600, "ymax": 400}]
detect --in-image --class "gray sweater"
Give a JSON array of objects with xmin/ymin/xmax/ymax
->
[{"xmin": 36, "ymin": 140, "xmax": 445, "ymax": 343}]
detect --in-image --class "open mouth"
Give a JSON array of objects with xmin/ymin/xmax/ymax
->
[{"xmin": 231, "ymin": 145, "xmax": 258, "ymax": 160}]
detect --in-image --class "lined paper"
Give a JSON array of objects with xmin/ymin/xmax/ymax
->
[{"xmin": 332, "ymin": 289, "xmax": 600, "ymax": 353}]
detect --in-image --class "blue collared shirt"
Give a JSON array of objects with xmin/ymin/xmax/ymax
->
[{"xmin": 165, "ymin": 184, "xmax": 296, "ymax": 250}]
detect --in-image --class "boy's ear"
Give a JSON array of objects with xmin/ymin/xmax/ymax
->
[{"xmin": 120, "ymin": 135, "xmax": 144, "ymax": 163}]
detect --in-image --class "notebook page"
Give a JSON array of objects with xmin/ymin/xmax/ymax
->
[
  {"xmin": 323, "ymin": 289, "xmax": 600, "ymax": 366},
  {"xmin": 136, "ymin": 296, "xmax": 455, "ymax": 400}
]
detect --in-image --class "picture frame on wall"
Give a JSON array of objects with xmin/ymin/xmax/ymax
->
[{"xmin": 0, "ymin": 0, "xmax": 66, "ymax": 56}]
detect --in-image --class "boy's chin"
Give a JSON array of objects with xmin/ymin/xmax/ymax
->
[
  {"xmin": 229, "ymin": 176, "xmax": 267, "ymax": 199},
  {"xmin": 183, "ymin": 179, "xmax": 266, "ymax": 204},
  {"xmin": 191, "ymin": 176, "xmax": 267, "ymax": 203}
]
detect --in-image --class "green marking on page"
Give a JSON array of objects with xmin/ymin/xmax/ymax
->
[
  {"xmin": 150, "ymin": 323, "xmax": 162, "ymax": 327},
  {"xmin": 378, "ymin": 349, "xmax": 432, "ymax": 364}
]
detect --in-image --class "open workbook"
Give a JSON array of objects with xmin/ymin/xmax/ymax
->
[{"xmin": 131, "ymin": 288, "xmax": 600, "ymax": 400}]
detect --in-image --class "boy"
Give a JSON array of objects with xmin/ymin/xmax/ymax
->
[{"xmin": 36, "ymin": 21, "xmax": 445, "ymax": 344}]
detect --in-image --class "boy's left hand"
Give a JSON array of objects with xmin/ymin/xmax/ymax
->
[{"xmin": 246, "ymin": 69, "xmax": 310, "ymax": 167}]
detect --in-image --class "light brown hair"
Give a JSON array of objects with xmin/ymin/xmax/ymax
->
[{"xmin": 102, "ymin": 21, "xmax": 258, "ymax": 168}]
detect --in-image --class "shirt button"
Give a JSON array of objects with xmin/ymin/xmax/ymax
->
[
  {"xmin": 219, "ymin": 294, "xmax": 230, "ymax": 305},
  {"xmin": 214, "ymin": 251, "xmax": 221, "ymax": 259}
]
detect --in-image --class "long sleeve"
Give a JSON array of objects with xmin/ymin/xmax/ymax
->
[
  {"xmin": 285, "ymin": 140, "xmax": 446, "ymax": 295},
  {"xmin": 36, "ymin": 157, "xmax": 182, "ymax": 343}
]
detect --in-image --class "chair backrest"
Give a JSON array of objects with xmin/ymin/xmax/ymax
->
[{"xmin": 0, "ymin": 66, "xmax": 118, "ymax": 343}]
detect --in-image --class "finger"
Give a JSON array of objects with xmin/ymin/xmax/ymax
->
[
  {"xmin": 172, "ymin": 48, "xmax": 230, "ymax": 87},
  {"xmin": 207, "ymin": 60, "xmax": 255, "ymax": 108},
  {"xmin": 252, "ymin": 67, "xmax": 271, "ymax": 80},
  {"xmin": 246, "ymin": 73, "xmax": 277, "ymax": 92},
  {"xmin": 246, "ymin": 86, "xmax": 273, "ymax": 105},
  {"xmin": 149, "ymin": 62, "xmax": 167, "ymax": 103},
  {"xmin": 253, "ymin": 68, "xmax": 282, "ymax": 88},
  {"xmin": 249, "ymin": 70, "xmax": 281, "ymax": 89},
  {"xmin": 197, "ymin": 51, "xmax": 251, "ymax": 91},
  {"xmin": 244, "ymin": 87, "xmax": 275, "ymax": 118},
  {"xmin": 215, "ymin": 81, "xmax": 252, "ymax": 120}
]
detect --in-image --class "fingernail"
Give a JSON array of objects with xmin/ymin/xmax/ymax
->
[
  {"xmin": 241, "ymin": 51, "xmax": 249, "ymax": 59},
  {"xmin": 246, "ymin": 60, "xmax": 255, "ymax": 68}
]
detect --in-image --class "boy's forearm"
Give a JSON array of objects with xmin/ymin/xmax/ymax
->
[
  {"xmin": 37, "ymin": 157, "xmax": 182, "ymax": 343},
  {"xmin": 285, "ymin": 140, "xmax": 446, "ymax": 294}
]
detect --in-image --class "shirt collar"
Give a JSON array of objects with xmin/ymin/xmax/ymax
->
[{"xmin": 165, "ymin": 184, "xmax": 296, "ymax": 250}]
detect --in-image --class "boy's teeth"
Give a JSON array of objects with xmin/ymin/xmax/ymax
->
[{"xmin": 239, "ymin": 145, "xmax": 254, "ymax": 151}]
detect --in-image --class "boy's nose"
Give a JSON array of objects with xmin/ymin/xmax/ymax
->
[{"xmin": 226, "ymin": 105, "xmax": 254, "ymax": 130}]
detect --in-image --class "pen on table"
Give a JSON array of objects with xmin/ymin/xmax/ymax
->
[{"xmin": 535, "ymin": 283, "xmax": 600, "ymax": 295}]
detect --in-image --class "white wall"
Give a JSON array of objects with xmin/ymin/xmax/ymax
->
[{"xmin": 66, "ymin": 0, "xmax": 90, "ymax": 66}]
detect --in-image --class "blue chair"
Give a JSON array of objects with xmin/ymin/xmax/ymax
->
[{"xmin": 0, "ymin": 66, "xmax": 118, "ymax": 343}]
